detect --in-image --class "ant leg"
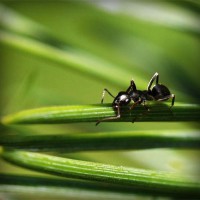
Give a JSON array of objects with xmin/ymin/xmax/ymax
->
[
  {"xmin": 157, "ymin": 94, "xmax": 175, "ymax": 115},
  {"xmin": 96, "ymin": 106, "xmax": 121, "ymax": 126},
  {"xmin": 170, "ymin": 94, "xmax": 175, "ymax": 109},
  {"xmin": 143, "ymin": 100, "xmax": 150, "ymax": 111},
  {"xmin": 101, "ymin": 88, "xmax": 115, "ymax": 104},
  {"xmin": 129, "ymin": 98, "xmax": 142, "ymax": 123},
  {"xmin": 126, "ymin": 79, "xmax": 137, "ymax": 93},
  {"xmin": 157, "ymin": 94, "xmax": 175, "ymax": 108},
  {"xmin": 141, "ymin": 101, "xmax": 150, "ymax": 120},
  {"xmin": 147, "ymin": 72, "xmax": 159, "ymax": 91},
  {"xmin": 129, "ymin": 98, "xmax": 142, "ymax": 110},
  {"xmin": 132, "ymin": 100, "xmax": 150, "ymax": 123}
]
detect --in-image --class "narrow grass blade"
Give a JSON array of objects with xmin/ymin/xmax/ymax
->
[
  {"xmin": 1, "ymin": 103, "xmax": 200, "ymax": 125},
  {"xmin": 0, "ymin": 173, "xmax": 144, "ymax": 200},
  {"xmin": 0, "ymin": 30, "xmax": 144, "ymax": 88},
  {"xmin": 0, "ymin": 131, "xmax": 199, "ymax": 152},
  {"xmin": 1, "ymin": 150, "xmax": 200, "ymax": 198}
]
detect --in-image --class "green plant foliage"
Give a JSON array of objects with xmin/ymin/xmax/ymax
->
[
  {"xmin": 1, "ymin": 150, "xmax": 200, "ymax": 198},
  {"xmin": 1, "ymin": 103, "xmax": 200, "ymax": 125},
  {"xmin": 1, "ymin": 130, "xmax": 200, "ymax": 151}
]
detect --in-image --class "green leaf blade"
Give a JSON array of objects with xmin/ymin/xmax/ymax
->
[
  {"xmin": 1, "ymin": 150, "xmax": 200, "ymax": 198},
  {"xmin": 0, "ymin": 131, "xmax": 200, "ymax": 152},
  {"xmin": 1, "ymin": 103, "xmax": 200, "ymax": 125}
]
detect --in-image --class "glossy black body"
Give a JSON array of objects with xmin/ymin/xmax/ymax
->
[{"xmin": 96, "ymin": 72, "xmax": 175, "ymax": 125}]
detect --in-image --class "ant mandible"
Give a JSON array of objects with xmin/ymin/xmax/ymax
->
[{"xmin": 96, "ymin": 72, "xmax": 175, "ymax": 125}]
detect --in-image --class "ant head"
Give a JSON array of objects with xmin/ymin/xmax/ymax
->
[{"xmin": 113, "ymin": 92, "xmax": 131, "ymax": 106}]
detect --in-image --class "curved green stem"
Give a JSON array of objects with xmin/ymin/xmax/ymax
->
[
  {"xmin": 1, "ymin": 150, "xmax": 200, "ymax": 198},
  {"xmin": 0, "ymin": 173, "xmax": 143, "ymax": 199},
  {"xmin": 0, "ymin": 131, "xmax": 199, "ymax": 151},
  {"xmin": 0, "ymin": 30, "xmax": 144, "ymax": 88},
  {"xmin": 1, "ymin": 103, "xmax": 200, "ymax": 125}
]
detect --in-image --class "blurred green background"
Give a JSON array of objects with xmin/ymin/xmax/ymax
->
[{"xmin": 0, "ymin": 1, "xmax": 200, "ymax": 199}]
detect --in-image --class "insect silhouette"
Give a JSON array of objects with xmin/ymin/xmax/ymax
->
[{"xmin": 96, "ymin": 72, "xmax": 175, "ymax": 125}]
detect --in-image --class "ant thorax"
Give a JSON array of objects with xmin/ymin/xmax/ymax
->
[
  {"xmin": 130, "ymin": 90, "xmax": 154, "ymax": 102},
  {"xmin": 129, "ymin": 91, "xmax": 140, "ymax": 102}
]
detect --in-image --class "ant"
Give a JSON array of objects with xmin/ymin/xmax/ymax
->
[{"xmin": 96, "ymin": 72, "xmax": 175, "ymax": 125}]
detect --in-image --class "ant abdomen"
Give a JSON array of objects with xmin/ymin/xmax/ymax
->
[{"xmin": 151, "ymin": 84, "xmax": 171, "ymax": 100}]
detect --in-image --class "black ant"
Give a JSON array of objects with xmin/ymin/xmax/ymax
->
[{"xmin": 96, "ymin": 72, "xmax": 175, "ymax": 125}]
